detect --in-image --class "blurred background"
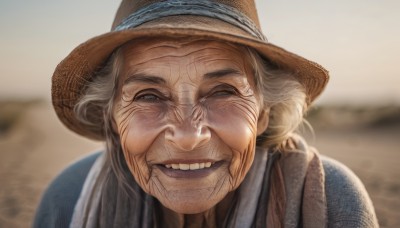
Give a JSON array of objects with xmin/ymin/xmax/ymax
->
[{"xmin": 0, "ymin": 0, "xmax": 399, "ymax": 227}]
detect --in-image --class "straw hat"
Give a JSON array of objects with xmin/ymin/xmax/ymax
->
[{"xmin": 52, "ymin": 0, "xmax": 329, "ymax": 140}]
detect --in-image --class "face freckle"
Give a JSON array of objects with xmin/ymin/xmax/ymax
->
[{"xmin": 112, "ymin": 37, "xmax": 268, "ymax": 214}]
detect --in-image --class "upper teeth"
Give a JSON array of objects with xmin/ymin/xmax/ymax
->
[{"xmin": 165, "ymin": 162, "xmax": 212, "ymax": 170}]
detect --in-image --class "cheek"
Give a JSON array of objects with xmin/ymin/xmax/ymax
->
[
  {"xmin": 207, "ymin": 99, "xmax": 258, "ymax": 152},
  {"xmin": 114, "ymin": 103, "xmax": 167, "ymax": 182},
  {"xmin": 116, "ymin": 104, "xmax": 165, "ymax": 154},
  {"xmin": 206, "ymin": 98, "xmax": 259, "ymax": 188}
]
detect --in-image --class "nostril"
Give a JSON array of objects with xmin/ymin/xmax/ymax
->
[
  {"xmin": 199, "ymin": 126, "xmax": 211, "ymax": 141},
  {"xmin": 201, "ymin": 126, "xmax": 210, "ymax": 134},
  {"xmin": 165, "ymin": 126, "xmax": 175, "ymax": 138}
]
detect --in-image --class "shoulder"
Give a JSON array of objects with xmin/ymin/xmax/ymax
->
[
  {"xmin": 33, "ymin": 151, "xmax": 102, "ymax": 228},
  {"xmin": 321, "ymin": 156, "xmax": 379, "ymax": 228}
]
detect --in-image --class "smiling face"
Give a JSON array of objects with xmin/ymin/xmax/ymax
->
[{"xmin": 112, "ymin": 38, "xmax": 269, "ymax": 214}]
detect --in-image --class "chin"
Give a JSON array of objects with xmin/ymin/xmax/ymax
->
[{"xmin": 157, "ymin": 193, "xmax": 224, "ymax": 214}]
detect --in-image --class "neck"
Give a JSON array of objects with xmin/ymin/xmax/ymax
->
[{"xmin": 158, "ymin": 191, "xmax": 235, "ymax": 228}]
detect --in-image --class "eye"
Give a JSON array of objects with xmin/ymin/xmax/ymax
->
[
  {"xmin": 136, "ymin": 94, "xmax": 160, "ymax": 101},
  {"xmin": 209, "ymin": 84, "xmax": 238, "ymax": 97},
  {"xmin": 212, "ymin": 90, "xmax": 236, "ymax": 97},
  {"xmin": 133, "ymin": 89, "xmax": 165, "ymax": 103}
]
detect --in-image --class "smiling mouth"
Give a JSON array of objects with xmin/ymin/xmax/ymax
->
[
  {"xmin": 156, "ymin": 161, "xmax": 224, "ymax": 178},
  {"xmin": 164, "ymin": 162, "xmax": 214, "ymax": 170}
]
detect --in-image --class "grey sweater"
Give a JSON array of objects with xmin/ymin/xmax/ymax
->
[{"xmin": 33, "ymin": 152, "xmax": 378, "ymax": 227}]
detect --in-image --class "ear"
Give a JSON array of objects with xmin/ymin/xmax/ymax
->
[{"xmin": 257, "ymin": 108, "xmax": 269, "ymax": 136}]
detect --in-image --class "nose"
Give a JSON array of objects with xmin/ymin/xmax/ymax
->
[{"xmin": 165, "ymin": 120, "xmax": 211, "ymax": 151}]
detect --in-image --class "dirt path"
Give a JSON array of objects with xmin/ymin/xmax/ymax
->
[{"xmin": 0, "ymin": 102, "xmax": 102, "ymax": 227}]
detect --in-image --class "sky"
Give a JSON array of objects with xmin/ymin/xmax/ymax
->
[{"xmin": 1, "ymin": 0, "xmax": 399, "ymax": 105}]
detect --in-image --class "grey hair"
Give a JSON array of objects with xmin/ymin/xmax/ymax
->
[
  {"xmin": 74, "ymin": 48, "xmax": 122, "ymax": 137},
  {"xmin": 244, "ymin": 48, "xmax": 307, "ymax": 147},
  {"xmin": 74, "ymin": 47, "xmax": 138, "ymax": 194}
]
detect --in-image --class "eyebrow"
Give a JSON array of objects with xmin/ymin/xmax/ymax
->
[
  {"xmin": 203, "ymin": 68, "xmax": 243, "ymax": 79},
  {"xmin": 123, "ymin": 73, "xmax": 166, "ymax": 85}
]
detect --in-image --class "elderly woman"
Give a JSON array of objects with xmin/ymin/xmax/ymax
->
[{"xmin": 34, "ymin": 0, "xmax": 378, "ymax": 227}]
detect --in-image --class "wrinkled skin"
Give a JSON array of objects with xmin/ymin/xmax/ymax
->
[{"xmin": 112, "ymin": 38, "xmax": 269, "ymax": 223}]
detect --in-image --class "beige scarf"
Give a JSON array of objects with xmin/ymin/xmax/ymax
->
[{"xmin": 280, "ymin": 134, "xmax": 327, "ymax": 228}]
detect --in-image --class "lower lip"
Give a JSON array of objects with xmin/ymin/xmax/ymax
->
[{"xmin": 156, "ymin": 161, "xmax": 225, "ymax": 179}]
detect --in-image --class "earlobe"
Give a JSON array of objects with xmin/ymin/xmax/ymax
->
[{"xmin": 257, "ymin": 108, "xmax": 270, "ymax": 135}]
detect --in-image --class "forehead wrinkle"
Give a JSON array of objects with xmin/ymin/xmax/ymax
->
[
  {"xmin": 198, "ymin": 56, "xmax": 244, "ymax": 70},
  {"xmin": 154, "ymin": 45, "xmax": 236, "ymax": 60},
  {"xmin": 122, "ymin": 40, "xmax": 249, "ymax": 89},
  {"xmin": 126, "ymin": 55, "xmax": 179, "ymax": 67},
  {"xmin": 178, "ymin": 46, "xmax": 242, "ymax": 61},
  {"xmin": 124, "ymin": 38, "xmax": 243, "ymax": 57},
  {"xmin": 125, "ymin": 42, "xmax": 180, "ymax": 55},
  {"xmin": 124, "ymin": 61, "xmax": 171, "ymax": 78},
  {"xmin": 124, "ymin": 47, "xmax": 189, "ymax": 67},
  {"xmin": 188, "ymin": 57, "xmax": 246, "ymax": 83},
  {"xmin": 192, "ymin": 45, "xmax": 244, "ymax": 56},
  {"xmin": 130, "ymin": 44, "xmax": 211, "ymax": 60},
  {"xmin": 185, "ymin": 60, "xmax": 201, "ymax": 84},
  {"xmin": 124, "ymin": 42, "xmax": 244, "ymax": 68}
]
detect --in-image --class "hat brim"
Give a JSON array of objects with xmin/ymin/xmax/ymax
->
[{"xmin": 52, "ymin": 16, "xmax": 329, "ymax": 140}]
